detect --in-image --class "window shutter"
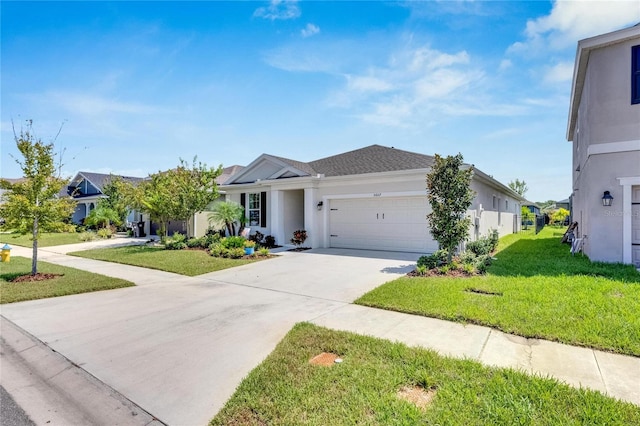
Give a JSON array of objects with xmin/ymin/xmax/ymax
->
[
  {"xmin": 240, "ymin": 193, "xmax": 246, "ymax": 212},
  {"xmin": 261, "ymin": 192, "xmax": 267, "ymax": 227}
]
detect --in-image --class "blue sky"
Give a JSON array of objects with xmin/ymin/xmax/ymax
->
[{"xmin": 2, "ymin": 1, "xmax": 639, "ymax": 202}]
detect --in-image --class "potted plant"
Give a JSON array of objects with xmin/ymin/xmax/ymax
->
[{"xmin": 243, "ymin": 240, "xmax": 256, "ymax": 255}]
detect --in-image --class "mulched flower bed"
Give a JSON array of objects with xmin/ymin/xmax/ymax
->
[
  {"xmin": 406, "ymin": 269, "xmax": 477, "ymax": 278},
  {"xmin": 287, "ymin": 247, "xmax": 311, "ymax": 252},
  {"xmin": 11, "ymin": 273, "xmax": 64, "ymax": 283}
]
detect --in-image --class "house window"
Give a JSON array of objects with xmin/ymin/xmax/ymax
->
[
  {"xmin": 248, "ymin": 193, "xmax": 261, "ymax": 226},
  {"xmin": 505, "ymin": 200, "xmax": 509, "ymax": 211},
  {"xmin": 633, "ymin": 45, "xmax": 640, "ymax": 105}
]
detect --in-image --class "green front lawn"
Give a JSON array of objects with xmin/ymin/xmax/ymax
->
[
  {"xmin": 211, "ymin": 323, "xmax": 640, "ymax": 425},
  {"xmin": 0, "ymin": 256, "xmax": 134, "ymax": 303},
  {"xmin": 1, "ymin": 231, "xmax": 84, "ymax": 247},
  {"xmin": 69, "ymin": 245, "xmax": 262, "ymax": 276},
  {"xmin": 356, "ymin": 227, "xmax": 640, "ymax": 356}
]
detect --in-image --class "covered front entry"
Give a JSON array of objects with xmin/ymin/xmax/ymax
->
[{"xmin": 328, "ymin": 196, "xmax": 438, "ymax": 253}]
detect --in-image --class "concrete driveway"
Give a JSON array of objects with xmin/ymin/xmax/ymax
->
[{"xmin": 1, "ymin": 248, "xmax": 418, "ymax": 425}]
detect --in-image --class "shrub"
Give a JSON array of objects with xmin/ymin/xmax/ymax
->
[
  {"xmin": 244, "ymin": 240, "xmax": 256, "ymax": 248},
  {"xmin": 462, "ymin": 263, "xmax": 475, "ymax": 274},
  {"xmin": 186, "ymin": 237, "xmax": 203, "ymax": 248},
  {"xmin": 227, "ymin": 247, "xmax": 245, "ymax": 259},
  {"xmin": 466, "ymin": 229, "xmax": 499, "ymax": 256},
  {"xmin": 291, "ymin": 230, "xmax": 307, "ymax": 247},
  {"xmin": 417, "ymin": 249, "xmax": 448, "ymax": 269},
  {"xmin": 264, "ymin": 235, "xmax": 276, "ymax": 248},
  {"xmin": 79, "ymin": 231, "xmax": 96, "ymax": 242},
  {"xmin": 44, "ymin": 222, "xmax": 77, "ymax": 233},
  {"xmin": 220, "ymin": 236, "xmax": 246, "ymax": 249},
  {"xmin": 249, "ymin": 231, "xmax": 265, "ymax": 245},
  {"xmin": 209, "ymin": 243, "xmax": 227, "ymax": 257},
  {"xmin": 415, "ymin": 265, "xmax": 427, "ymax": 276},
  {"xmin": 96, "ymin": 228, "xmax": 113, "ymax": 239},
  {"xmin": 258, "ymin": 247, "xmax": 270, "ymax": 256},
  {"xmin": 165, "ymin": 232, "xmax": 187, "ymax": 250}
]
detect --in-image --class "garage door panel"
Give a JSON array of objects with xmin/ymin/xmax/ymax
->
[{"xmin": 329, "ymin": 197, "xmax": 437, "ymax": 253}]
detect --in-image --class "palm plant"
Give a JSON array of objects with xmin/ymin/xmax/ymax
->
[
  {"xmin": 208, "ymin": 201, "xmax": 245, "ymax": 236},
  {"xmin": 84, "ymin": 205, "xmax": 122, "ymax": 229}
]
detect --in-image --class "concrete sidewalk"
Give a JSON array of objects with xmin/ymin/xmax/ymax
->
[
  {"xmin": 1, "ymin": 245, "xmax": 638, "ymax": 426},
  {"xmin": 312, "ymin": 304, "xmax": 640, "ymax": 406}
]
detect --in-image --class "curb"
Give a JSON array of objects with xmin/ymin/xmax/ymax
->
[{"xmin": 0, "ymin": 316, "xmax": 164, "ymax": 426}]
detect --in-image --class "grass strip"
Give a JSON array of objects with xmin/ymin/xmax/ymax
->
[
  {"xmin": 356, "ymin": 227, "xmax": 640, "ymax": 356},
  {"xmin": 1, "ymin": 231, "xmax": 85, "ymax": 248},
  {"xmin": 211, "ymin": 323, "xmax": 640, "ymax": 425},
  {"xmin": 1, "ymin": 256, "xmax": 134, "ymax": 303},
  {"xmin": 69, "ymin": 245, "xmax": 261, "ymax": 276}
]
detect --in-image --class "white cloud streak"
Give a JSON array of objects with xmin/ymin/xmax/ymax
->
[
  {"xmin": 509, "ymin": 0, "xmax": 640, "ymax": 53},
  {"xmin": 301, "ymin": 23, "xmax": 320, "ymax": 38},
  {"xmin": 253, "ymin": 0, "xmax": 300, "ymax": 21}
]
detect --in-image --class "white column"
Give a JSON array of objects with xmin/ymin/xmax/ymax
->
[
  {"xmin": 270, "ymin": 190, "xmax": 285, "ymax": 246},
  {"xmin": 618, "ymin": 177, "xmax": 640, "ymax": 265},
  {"xmin": 303, "ymin": 187, "xmax": 317, "ymax": 248}
]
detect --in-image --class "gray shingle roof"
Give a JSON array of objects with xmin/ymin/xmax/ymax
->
[
  {"xmin": 308, "ymin": 145, "xmax": 435, "ymax": 177},
  {"xmin": 270, "ymin": 155, "xmax": 318, "ymax": 176},
  {"xmin": 77, "ymin": 172, "xmax": 144, "ymax": 192}
]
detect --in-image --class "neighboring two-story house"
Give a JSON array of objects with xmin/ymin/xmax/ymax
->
[{"xmin": 567, "ymin": 24, "xmax": 640, "ymax": 267}]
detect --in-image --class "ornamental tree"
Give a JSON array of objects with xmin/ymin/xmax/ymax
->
[
  {"xmin": 168, "ymin": 157, "xmax": 223, "ymax": 237},
  {"xmin": 508, "ymin": 179, "xmax": 528, "ymax": 197},
  {"xmin": 426, "ymin": 153, "xmax": 475, "ymax": 263},
  {"xmin": 0, "ymin": 121, "xmax": 75, "ymax": 275},
  {"xmin": 127, "ymin": 157, "xmax": 222, "ymax": 238}
]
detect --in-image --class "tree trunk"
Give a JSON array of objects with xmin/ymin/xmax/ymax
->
[{"xmin": 31, "ymin": 216, "xmax": 38, "ymax": 276}]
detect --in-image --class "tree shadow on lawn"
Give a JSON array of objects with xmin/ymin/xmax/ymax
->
[{"xmin": 488, "ymin": 237, "xmax": 640, "ymax": 283}]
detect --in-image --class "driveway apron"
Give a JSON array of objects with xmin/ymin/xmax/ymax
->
[{"xmin": 1, "ymin": 248, "xmax": 418, "ymax": 425}]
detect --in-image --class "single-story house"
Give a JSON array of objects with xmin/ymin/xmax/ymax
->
[
  {"xmin": 567, "ymin": 24, "xmax": 640, "ymax": 266},
  {"xmin": 220, "ymin": 145, "xmax": 524, "ymax": 253}
]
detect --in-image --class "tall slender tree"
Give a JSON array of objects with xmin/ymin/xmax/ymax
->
[
  {"xmin": 426, "ymin": 153, "xmax": 475, "ymax": 263},
  {"xmin": 0, "ymin": 120, "xmax": 75, "ymax": 275},
  {"xmin": 508, "ymin": 179, "xmax": 528, "ymax": 197}
]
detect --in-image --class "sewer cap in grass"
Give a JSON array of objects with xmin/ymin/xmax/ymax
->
[{"xmin": 309, "ymin": 352, "xmax": 341, "ymax": 366}]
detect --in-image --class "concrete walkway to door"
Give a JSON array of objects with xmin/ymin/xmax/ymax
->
[{"xmin": 1, "ymin": 244, "xmax": 638, "ymax": 426}]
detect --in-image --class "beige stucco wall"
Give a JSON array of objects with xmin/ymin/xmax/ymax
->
[{"xmin": 222, "ymin": 168, "xmax": 521, "ymax": 249}]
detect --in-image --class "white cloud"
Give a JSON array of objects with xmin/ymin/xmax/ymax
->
[
  {"xmin": 253, "ymin": 0, "xmax": 300, "ymax": 21},
  {"xmin": 510, "ymin": 0, "xmax": 640, "ymax": 53},
  {"xmin": 498, "ymin": 59, "xmax": 512, "ymax": 71},
  {"xmin": 34, "ymin": 91, "xmax": 168, "ymax": 116},
  {"xmin": 543, "ymin": 61, "xmax": 574, "ymax": 84},
  {"xmin": 301, "ymin": 23, "xmax": 320, "ymax": 38},
  {"xmin": 346, "ymin": 75, "xmax": 394, "ymax": 93}
]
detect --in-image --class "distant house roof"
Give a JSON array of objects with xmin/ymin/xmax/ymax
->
[
  {"xmin": 64, "ymin": 171, "xmax": 145, "ymax": 198},
  {"xmin": 217, "ymin": 165, "xmax": 244, "ymax": 185}
]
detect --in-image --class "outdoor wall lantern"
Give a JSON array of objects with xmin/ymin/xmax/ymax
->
[
  {"xmin": 602, "ymin": 191, "xmax": 613, "ymax": 207},
  {"xmin": 317, "ymin": 201, "xmax": 324, "ymax": 211}
]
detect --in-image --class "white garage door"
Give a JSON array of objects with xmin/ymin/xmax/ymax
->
[{"xmin": 329, "ymin": 197, "xmax": 438, "ymax": 253}]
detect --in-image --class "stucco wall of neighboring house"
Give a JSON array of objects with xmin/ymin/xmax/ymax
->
[
  {"xmin": 569, "ymin": 31, "xmax": 640, "ymax": 264},
  {"xmin": 469, "ymin": 179, "xmax": 521, "ymax": 237},
  {"xmin": 572, "ymin": 150, "xmax": 640, "ymax": 263}
]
